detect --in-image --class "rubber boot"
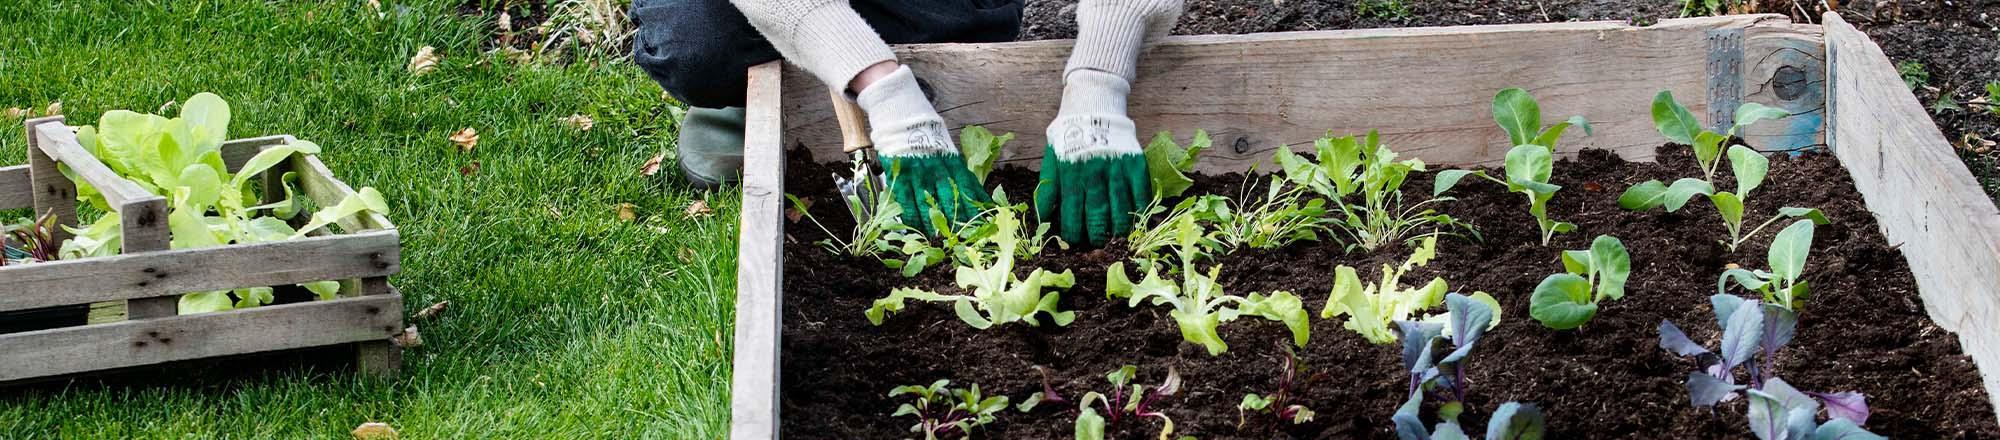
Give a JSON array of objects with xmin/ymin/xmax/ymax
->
[{"xmin": 676, "ymin": 106, "xmax": 747, "ymax": 189}]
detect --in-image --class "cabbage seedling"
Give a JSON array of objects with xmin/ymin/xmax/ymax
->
[
  {"xmin": 1108, "ymin": 213, "xmax": 1310, "ymax": 355},
  {"xmin": 1658, "ymin": 295, "xmax": 1880, "ymax": 439},
  {"xmin": 888, "ymin": 379, "xmax": 1011, "ymax": 440},
  {"xmin": 866, "ymin": 204, "xmax": 1076, "ymax": 329},
  {"xmin": 1275, "ymin": 130, "xmax": 1471, "ymax": 251},
  {"xmin": 1719, "ymin": 219, "xmax": 1818, "ymax": 310},
  {"xmin": 1617, "ymin": 143, "xmax": 1828, "ymax": 252},
  {"xmin": 1528, "ymin": 235, "xmax": 1631, "ymax": 329},
  {"xmin": 1392, "ymin": 294, "xmax": 1546, "ymax": 440},
  {"xmin": 1647, "ymin": 90, "xmax": 1791, "ymax": 182},
  {"xmin": 1434, "ymin": 88, "xmax": 1591, "ymax": 246}
]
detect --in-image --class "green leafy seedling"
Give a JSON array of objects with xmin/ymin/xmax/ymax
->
[
  {"xmin": 1435, "ymin": 88, "xmax": 1590, "ymax": 246},
  {"xmin": 888, "ymin": 379, "xmax": 1010, "ymax": 440},
  {"xmin": 958, "ymin": 125, "xmax": 1014, "ymax": 184},
  {"xmin": 1618, "ymin": 143, "xmax": 1829, "ymax": 252},
  {"xmin": 1720, "ymin": 219, "xmax": 1818, "ymax": 310},
  {"xmin": 1142, "ymin": 129, "xmax": 1210, "ymax": 199},
  {"xmin": 1108, "ymin": 214, "xmax": 1310, "ymax": 355},
  {"xmin": 867, "ymin": 202, "xmax": 1075, "ymax": 329},
  {"xmin": 1529, "ymin": 235, "xmax": 1632, "ymax": 329},
  {"xmin": 1276, "ymin": 130, "xmax": 1471, "ymax": 252},
  {"xmin": 1645, "ymin": 90, "xmax": 1792, "ymax": 182}
]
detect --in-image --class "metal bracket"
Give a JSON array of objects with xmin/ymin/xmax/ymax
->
[{"xmin": 1706, "ymin": 28, "xmax": 1745, "ymax": 133}]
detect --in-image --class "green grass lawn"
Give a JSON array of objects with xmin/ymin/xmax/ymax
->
[{"xmin": 0, "ymin": 1, "xmax": 736, "ymax": 438}]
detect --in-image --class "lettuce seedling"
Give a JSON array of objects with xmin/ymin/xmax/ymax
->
[
  {"xmin": 1647, "ymin": 90, "xmax": 1792, "ymax": 182},
  {"xmin": 1719, "ymin": 219, "xmax": 1817, "ymax": 310},
  {"xmin": 1392, "ymin": 294, "xmax": 1545, "ymax": 440},
  {"xmin": 1659, "ymin": 295, "xmax": 1880, "ymax": 440},
  {"xmin": 1529, "ymin": 235, "xmax": 1631, "ymax": 329},
  {"xmin": 59, "ymin": 93, "xmax": 383, "ymax": 314},
  {"xmin": 1108, "ymin": 212, "xmax": 1310, "ymax": 355},
  {"xmin": 1207, "ymin": 175, "xmax": 1332, "ymax": 250},
  {"xmin": 1142, "ymin": 130, "xmax": 1211, "ymax": 199},
  {"xmin": 1434, "ymin": 88, "xmax": 1591, "ymax": 246},
  {"xmin": 1024, "ymin": 365, "xmax": 1188, "ymax": 440},
  {"xmin": 867, "ymin": 204, "xmax": 1076, "ymax": 329},
  {"xmin": 1617, "ymin": 143, "xmax": 1828, "ymax": 252},
  {"xmin": 957, "ymin": 125, "xmax": 1014, "ymax": 184},
  {"xmin": 1322, "ymin": 237, "xmax": 1493, "ymax": 344},
  {"xmin": 888, "ymin": 379, "xmax": 1011, "ymax": 440},
  {"xmin": 1276, "ymin": 130, "xmax": 1472, "ymax": 251},
  {"xmin": 1238, "ymin": 345, "xmax": 1318, "ymax": 429}
]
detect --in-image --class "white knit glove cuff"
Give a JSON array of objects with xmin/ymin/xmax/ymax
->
[
  {"xmin": 856, "ymin": 65, "xmax": 954, "ymax": 157},
  {"xmin": 1046, "ymin": 70, "xmax": 1140, "ymax": 161}
]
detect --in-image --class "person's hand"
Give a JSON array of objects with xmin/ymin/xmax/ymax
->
[
  {"xmin": 856, "ymin": 65, "xmax": 988, "ymax": 235},
  {"xmin": 1036, "ymin": 70, "xmax": 1151, "ymax": 247}
]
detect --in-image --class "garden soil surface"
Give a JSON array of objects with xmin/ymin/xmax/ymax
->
[{"xmin": 780, "ymin": 144, "xmax": 2000, "ymax": 439}]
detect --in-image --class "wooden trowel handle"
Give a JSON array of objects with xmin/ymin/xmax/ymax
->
[{"xmin": 829, "ymin": 88, "xmax": 872, "ymax": 153}]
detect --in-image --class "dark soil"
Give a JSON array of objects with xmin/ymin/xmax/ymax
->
[{"xmin": 779, "ymin": 143, "xmax": 2000, "ymax": 439}]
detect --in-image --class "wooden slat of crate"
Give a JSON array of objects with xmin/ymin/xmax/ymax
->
[
  {"xmin": 0, "ymin": 294, "xmax": 403, "ymax": 382},
  {"xmin": 731, "ymin": 61, "xmax": 786, "ymax": 440},
  {"xmin": 0, "ymin": 229, "xmax": 400, "ymax": 311},
  {"xmin": 1824, "ymin": 12, "xmax": 2000, "ymax": 423},
  {"xmin": 0, "ymin": 165, "xmax": 27, "ymax": 210},
  {"xmin": 776, "ymin": 15, "xmax": 1823, "ymax": 173}
]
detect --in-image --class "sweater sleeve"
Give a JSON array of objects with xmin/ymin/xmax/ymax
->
[
  {"xmin": 729, "ymin": 0, "xmax": 897, "ymax": 91},
  {"xmin": 1065, "ymin": 0, "xmax": 1185, "ymax": 82}
]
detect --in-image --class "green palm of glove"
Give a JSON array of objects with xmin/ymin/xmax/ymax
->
[
  {"xmin": 1034, "ymin": 145, "xmax": 1151, "ymax": 247},
  {"xmin": 882, "ymin": 153, "xmax": 990, "ymax": 236}
]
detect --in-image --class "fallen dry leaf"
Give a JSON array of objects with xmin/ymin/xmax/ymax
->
[
  {"xmin": 497, "ymin": 11, "xmax": 514, "ymax": 46},
  {"xmin": 352, "ymin": 422, "xmax": 398, "ymax": 440},
  {"xmin": 407, "ymin": 46, "xmax": 439, "ymax": 76},
  {"xmin": 639, "ymin": 153, "xmax": 664, "ymax": 177},
  {"xmin": 1724, "ymin": 263, "xmax": 1741, "ymax": 270},
  {"xmin": 785, "ymin": 196, "xmax": 813, "ymax": 223},
  {"xmin": 391, "ymin": 325, "xmax": 422, "ymax": 348},
  {"xmin": 458, "ymin": 160, "xmax": 480, "ymax": 176},
  {"xmin": 156, "ymin": 100, "xmax": 177, "ymax": 114},
  {"xmin": 2, "ymin": 107, "xmax": 22, "ymax": 120},
  {"xmin": 414, "ymin": 301, "xmax": 449, "ymax": 320},
  {"xmin": 563, "ymin": 114, "xmax": 594, "ymax": 131},
  {"xmin": 548, "ymin": 204, "xmax": 564, "ymax": 219},
  {"xmin": 44, "ymin": 101, "xmax": 61, "ymax": 116},
  {"xmin": 684, "ymin": 200, "xmax": 714, "ymax": 218},
  {"xmin": 678, "ymin": 247, "xmax": 696, "ymax": 263},
  {"xmin": 448, "ymin": 127, "xmax": 478, "ymax": 152},
  {"xmin": 617, "ymin": 203, "xmax": 638, "ymax": 222},
  {"xmin": 365, "ymin": 0, "xmax": 382, "ymax": 13},
  {"xmin": 1962, "ymin": 132, "xmax": 1997, "ymax": 154}
]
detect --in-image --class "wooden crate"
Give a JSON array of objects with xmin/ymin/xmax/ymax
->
[
  {"xmin": 728, "ymin": 12, "xmax": 2000, "ymax": 438},
  {"xmin": 0, "ymin": 115, "xmax": 404, "ymax": 383}
]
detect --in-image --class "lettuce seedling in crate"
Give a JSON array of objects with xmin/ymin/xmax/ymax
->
[
  {"xmin": 1321, "ymin": 237, "xmax": 1503, "ymax": 344},
  {"xmin": 1645, "ymin": 90, "xmax": 1792, "ymax": 182},
  {"xmin": 1392, "ymin": 293, "xmax": 1547, "ymax": 440},
  {"xmin": 60, "ymin": 93, "xmax": 388, "ymax": 314},
  {"xmin": 1658, "ymin": 295, "xmax": 1881, "ymax": 439},
  {"xmin": 867, "ymin": 201, "xmax": 1076, "ymax": 329},
  {"xmin": 1434, "ymin": 88, "xmax": 1591, "ymax": 246},
  {"xmin": 1020, "ymin": 365, "xmax": 1189, "ymax": 440},
  {"xmin": 1107, "ymin": 215, "xmax": 1310, "ymax": 355},
  {"xmin": 1238, "ymin": 345, "xmax": 1318, "ymax": 429},
  {"xmin": 1617, "ymin": 140, "xmax": 1828, "ymax": 252},
  {"xmin": 888, "ymin": 379, "xmax": 1011, "ymax": 440},
  {"xmin": 1528, "ymin": 235, "xmax": 1631, "ymax": 329},
  {"xmin": 1719, "ymin": 219, "xmax": 1819, "ymax": 310},
  {"xmin": 1275, "ymin": 130, "xmax": 1471, "ymax": 251}
]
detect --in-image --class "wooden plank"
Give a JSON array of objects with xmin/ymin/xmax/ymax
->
[
  {"xmin": 1824, "ymin": 12, "xmax": 2000, "ymax": 424},
  {"xmin": 119, "ymin": 194, "xmax": 174, "ymax": 320},
  {"xmin": 353, "ymin": 277, "xmax": 400, "ymax": 378},
  {"xmin": 777, "ymin": 15, "xmax": 1817, "ymax": 173},
  {"xmin": 220, "ymin": 135, "xmax": 295, "ymax": 173},
  {"xmin": 26, "ymin": 117, "xmax": 78, "ymax": 242},
  {"xmin": 731, "ymin": 61, "xmax": 785, "ymax": 440},
  {"xmin": 0, "ymin": 294, "xmax": 403, "ymax": 382},
  {"xmin": 292, "ymin": 154, "xmax": 394, "ymax": 232},
  {"xmin": 1739, "ymin": 23, "xmax": 1827, "ymax": 152},
  {"xmin": 32, "ymin": 123, "xmax": 162, "ymax": 211},
  {"xmin": 0, "ymin": 230, "xmax": 401, "ymax": 311},
  {"xmin": 0, "ymin": 165, "xmax": 28, "ymax": 210}
]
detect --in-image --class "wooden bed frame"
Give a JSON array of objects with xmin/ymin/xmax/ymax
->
[{"xmin": 728, "ymin": 12, "xmax": 2000, "ymax": 438}]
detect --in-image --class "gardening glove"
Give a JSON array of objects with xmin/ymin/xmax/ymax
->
[
  {"xmin": 857, "ymin": 65, "xmax": 989, "ymax": 235},
  {"xmin": 1037, "ymin": 0, "xmax": 1183, "ymax": 247}
]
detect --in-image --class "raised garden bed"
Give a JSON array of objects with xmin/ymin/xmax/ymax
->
[
  {"xmin": 0, "ymin": 112, "xmax": 403, "ymax": 383},
  {"xmin": 730, "ymin": 13, "xmax": 2000, "ymax": 439}
]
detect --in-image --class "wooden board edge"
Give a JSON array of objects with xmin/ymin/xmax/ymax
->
[
  {"xmin": 292, "ymin": 154, "xmax": 396, "ymax": 231},
  {"xmin": 0, "ymin": 294, "xmax": 402, "ymax": 383},
  {"xmin": 220, "ymin": 134, "xmax": 297, "ymax": 173},
  {"xmin": 0, "ymin": 229, "xmax": 401, "ymax": 311},
  {"xmin": 731, "ymin": 61, "xmax": 785, "ymax": 440},
  {"xmin": 1824, "ymin": 11, "xmax": 2000, "ymax": 425},
  {"xmin": 31, "ymin": 122, "xmax": 163, "ymax": 212},
  {"xmin": 0, "ymin": 165, "xmax": 28, "ymax": 210}
]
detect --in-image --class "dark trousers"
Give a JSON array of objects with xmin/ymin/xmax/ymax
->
[{"xmin": 630, "ymin": 0, "xmax": 1025, "ymax": 109}]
